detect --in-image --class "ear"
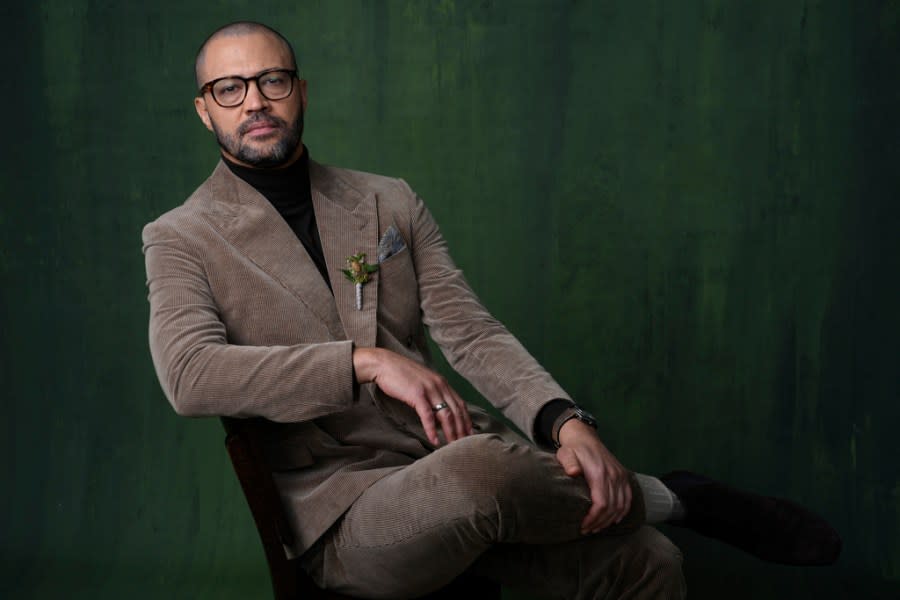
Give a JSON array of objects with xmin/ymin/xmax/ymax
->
[
  {"xmin": 194, "ymin": 96, "xmax": 214, "ymax": 132},
  {"xmin": 298, "ymin": 79, "xmax": 308, "ymax": 113}
]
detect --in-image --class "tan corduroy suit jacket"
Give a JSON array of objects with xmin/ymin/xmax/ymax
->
[{"xmin": 142, "ymin": 159, "xmax": 572, "ymax": 557}]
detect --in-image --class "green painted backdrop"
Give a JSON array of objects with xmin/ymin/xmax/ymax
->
[{"xmin": 2, "ymin": 1, "xmax": 898, "ymax": 598}]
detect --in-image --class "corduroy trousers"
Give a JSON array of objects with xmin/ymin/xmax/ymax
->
[{"xmin": 300, "ymin": 433, "xmax": 686, "ymax": 599}]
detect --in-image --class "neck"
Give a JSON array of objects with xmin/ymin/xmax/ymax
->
[
  {"xmin": 220, "ymin": 142, "xmax": 306, "ymax": 170},
  {"xmin": 221, "ymin": 145, "xmax": 311, "ymax": 212}
]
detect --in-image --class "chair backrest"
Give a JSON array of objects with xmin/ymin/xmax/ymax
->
[
  {"xmin": 221, "ymin": 416, "xmax": 500, "ymax": 600},
  {"xmin": 222, "ymin": 416, "xmax": 354, "ymax": 599}
]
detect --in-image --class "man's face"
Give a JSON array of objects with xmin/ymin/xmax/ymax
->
[{"xmin": 194, "ymin": 32, "xmax": 307, "ymax": 169}]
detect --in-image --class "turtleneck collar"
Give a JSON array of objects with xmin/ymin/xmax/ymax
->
[{"xmin": 221, "ymin": 147, "xmax": 311, "ymax": 215}]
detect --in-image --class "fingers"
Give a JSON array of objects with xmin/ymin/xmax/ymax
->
[
  {"xmin": 557, "ymin": 447, "xmax": 617, "ymax": 534},
  {"xmin": 581, "ymin": 470, "xmax": 615, "ymax": 533},
  {"xmin": 457, "ymin": 388, "xmax": 473, "ymax": 435},
  {"xmin": 604, "ymin": 473, "xmax": 631, "ymax": 527},
  {"xmin": 364, "ymin": 348, "xmax": 472, "ymax": 446},
  {"xmin": 622, "ymin": 480, "xmax": 633, "ymax": 521},
  {"xmin": 432, "ymin": 397, "xmax": 459, "ymax": 442},
  {"xmin": 429, "ymin": 371, "xmax": 477, "ymax": 443},
  {"xmin": 412, "ymin": 398, "xmax": 440, "ymax": 446},
  {"xmin": 580, "ymin": 467, "xmax": 631, "ymax": 534},
  {"xmin": 444, "ymin": 385, "xmax": 472, "ymax": 437},
  {"xmin": 555, "ymin": 428, "xmax": 634, "ymax": 535},
  {"xmin": 420, "ymin": 375, "xmax": 472, "ymax": 444}
]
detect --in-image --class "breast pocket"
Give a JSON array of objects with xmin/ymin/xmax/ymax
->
[{"xmin": 377, "ymin": 247, "xmax": 421, "ymax": 331}]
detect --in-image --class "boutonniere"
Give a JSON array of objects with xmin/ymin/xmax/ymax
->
[{"xmin": 342, "ymin": 252, "xmax": 379, "ymax": 310}]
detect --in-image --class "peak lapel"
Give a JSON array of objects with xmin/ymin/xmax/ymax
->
[
  {"xmin": 200, "ymin": 161, "xmax": 345, "ymax": 340},
  {"xmin": 310, "ymin": 161, "xmax": 379, "ymax": 349}
]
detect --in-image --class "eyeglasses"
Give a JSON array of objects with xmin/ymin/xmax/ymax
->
[{"xmin": 198, "ymin": 68, "xmax": 297, "ymax": 108}]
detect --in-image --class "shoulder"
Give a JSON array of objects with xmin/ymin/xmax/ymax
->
[
  {"xmin": 312, "ymin": 161, "xmax": 418, "ymax": 206},
  {"xmin": 141, "ymin": 163, "xmax": 232, "ymax": 244}
]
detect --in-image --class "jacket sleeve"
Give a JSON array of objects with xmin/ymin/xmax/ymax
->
[
  {"xmin": 401, "ymin": 180, "xmax": 572, "ymax": 442},
  {"xmin": 142, "ymin": 218, "xmax": 356, "ymax": 422}
]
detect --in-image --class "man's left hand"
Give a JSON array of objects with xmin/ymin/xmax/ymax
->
[{"xmin": 555, "ymin": 419, "xmax": 633, "ymax": 534}]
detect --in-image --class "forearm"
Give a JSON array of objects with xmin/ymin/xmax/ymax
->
[
  {"xmin": 144, "ymin": 219, "xmax": 356, "ymax": 422},
  {"xmin": 406, "ymin": 187, "xmax": 572, "ymax": 439},
  {"xmin": 150, "ymin": 331, "xmax": 355, "ymax": 421}
]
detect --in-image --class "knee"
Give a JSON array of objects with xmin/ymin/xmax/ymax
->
[
  {"xmin": 434, "ymin": 434, "xmax": 528, "ymax": 496},
  {"xmin": 433, "ymin": 434, "xmax": 558, "ymax": 518},
  {"xmin": 431, "ymin": 434, "xmax": 591, "ymax": 544}
]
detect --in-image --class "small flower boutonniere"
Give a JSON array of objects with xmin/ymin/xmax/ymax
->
[{"xmin": 342, "ymin": 252, "xmax": 379, "ymax": 310}]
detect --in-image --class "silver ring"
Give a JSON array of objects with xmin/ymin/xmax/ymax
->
[{"xmin": 432, "ymin": 402, "xmax": 449, "ymax": 413}]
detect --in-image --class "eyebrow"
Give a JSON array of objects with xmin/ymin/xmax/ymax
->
[{"xmin": 210, "ymin": 66, "xmax": 294, "ymax": 80}]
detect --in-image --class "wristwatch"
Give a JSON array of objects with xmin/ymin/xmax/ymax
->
[{"xmin": 551, "ymin": 405, "xmax": 598, "ymax": 448}]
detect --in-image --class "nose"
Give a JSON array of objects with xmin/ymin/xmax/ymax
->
[{"xmin": 242, "ymin": 79, "xmax": 269, "ymax": 112}]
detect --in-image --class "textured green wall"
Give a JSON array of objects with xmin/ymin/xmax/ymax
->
[{"xmin": 2, "ymin": 1, "xmax": 898, "ymax": 598}]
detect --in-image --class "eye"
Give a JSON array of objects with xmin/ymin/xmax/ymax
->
[
  {"xmin": 262, "ymin": 74, "xmax": 286, "ymax": 86},
  {"xmin": 213, "ymin": 79, "xmax": 245, "ymax": 96}
]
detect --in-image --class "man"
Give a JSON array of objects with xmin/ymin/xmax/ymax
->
[{"xmin": 143, "ymin": 21, "xmax": 840, "ymax": 599}]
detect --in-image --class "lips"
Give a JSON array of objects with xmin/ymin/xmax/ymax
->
[{"xmin": 241, "ymin": 119, "xmax": 282, "ymax": 137}]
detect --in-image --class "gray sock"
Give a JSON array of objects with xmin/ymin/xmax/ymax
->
[{"xmin": 635, "ymin": 473, "xmax": 686, "ymax": 523}]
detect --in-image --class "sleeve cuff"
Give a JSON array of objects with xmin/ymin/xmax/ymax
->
[{"xmin": 535, "ymin": 398, "xmax": 575, "ymax": 447}]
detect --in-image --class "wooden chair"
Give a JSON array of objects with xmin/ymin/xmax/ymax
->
[{"xmin": 221, "ymin": 417, "xmax": 501, "ymax": 599}]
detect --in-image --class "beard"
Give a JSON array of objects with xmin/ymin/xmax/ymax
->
[{"xmin": 211, "ymin": 108, "xmax": 304, "ymax": 168}]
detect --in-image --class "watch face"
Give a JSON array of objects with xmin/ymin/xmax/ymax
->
[{"xmin": 575, "ymin": 408, "xmax": 598, "ymax": 428}]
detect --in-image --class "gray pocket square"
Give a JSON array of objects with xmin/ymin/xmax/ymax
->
[{"xmin": 377, "ymin": 224, "xmax": 407, "ymax": 263}]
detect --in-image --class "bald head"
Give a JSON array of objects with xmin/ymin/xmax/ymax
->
[{"xmin": 195, "ymin": 21, "xmax": 297, "ymax": 89}]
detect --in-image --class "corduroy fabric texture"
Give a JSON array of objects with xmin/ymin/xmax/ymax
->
[
  {"xmin": 142, "ymin": 160, "xmax": 574, "ymax": 555},
  {"xmin": 301, "ymin": 434, "xmax": 683, "ymax": 599}
]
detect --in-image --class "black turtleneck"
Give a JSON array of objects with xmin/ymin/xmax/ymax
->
[{"xmin": 223, "ymin": 149, "xmax": 332, "ymax": 290}]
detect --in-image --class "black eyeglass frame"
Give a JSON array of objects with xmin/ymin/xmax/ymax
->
[{"xmin": 198, "ymin": 68, "xmax": 299, "ymax": 108}]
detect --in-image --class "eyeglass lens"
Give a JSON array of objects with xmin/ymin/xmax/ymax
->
[{"xmin": 212, "ymin": 71, "xmax": 294, "ymax": 107}]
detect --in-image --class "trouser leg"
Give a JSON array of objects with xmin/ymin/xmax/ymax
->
[
  {"xmin": 472, "ymin": 526, "xmax": 685, "ymax": 600},
  {"xmin": 300, "ymin": 433, "xmax": 683, "ymax": 599}
]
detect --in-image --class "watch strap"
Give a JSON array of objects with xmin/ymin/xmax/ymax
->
[{"xmin": 551, "ymin": 406, "xmax": 597, "ymax": 448}]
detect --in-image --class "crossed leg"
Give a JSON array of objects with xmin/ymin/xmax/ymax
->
[{"xmin": 300, "ymin": 433, "xmax": 684, "ymax": 599}]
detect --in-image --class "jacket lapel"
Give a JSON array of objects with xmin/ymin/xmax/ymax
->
[
  {"xmin": 199, "ymin": 161, "xmax": 345, "ymax": 340},
  {"xmin": 310, "ymin": 160, "xmax": 379, "ymax": 349}
]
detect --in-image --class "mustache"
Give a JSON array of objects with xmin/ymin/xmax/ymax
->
[{"xmin": 238, "ymin": 113, "xmax": 287, "ymax": 136}]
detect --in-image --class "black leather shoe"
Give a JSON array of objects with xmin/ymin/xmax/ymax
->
[{"xmin": 660, "ymin": 470, "xmax": 842, "ymax": 566}]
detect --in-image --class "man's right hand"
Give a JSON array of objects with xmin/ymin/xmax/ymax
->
[{"xmin": 353, "ymin": 347, "xmax": 473, "ymax": 446}]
